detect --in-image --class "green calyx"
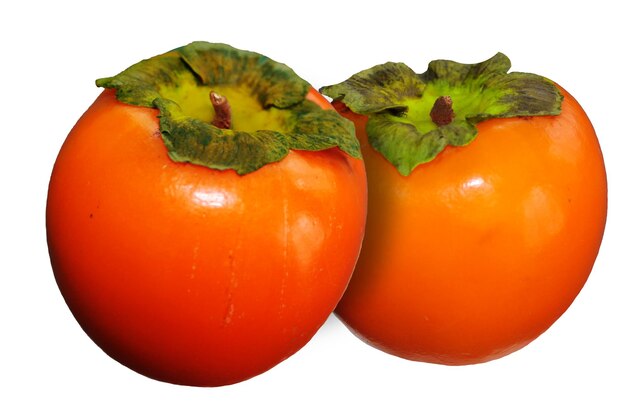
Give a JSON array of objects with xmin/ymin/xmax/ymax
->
[
  {"xmin": 96, "ymin": 41, "xmax": 360, "ymax": 174},
  {"xmin": 320, "ymin": 53, "xmax": 563, "ymax": 176}
]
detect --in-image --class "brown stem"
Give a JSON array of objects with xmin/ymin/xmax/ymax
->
[
  {"xmin": 430, "ymin": 96, "xmax": 455, "ymax": 126},
  {"xmin": 210, "ymin": 91, "xmax": 232, "ymax": 129}
]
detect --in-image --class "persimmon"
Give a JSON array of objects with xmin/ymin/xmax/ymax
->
[
  {"xmin": 47, "ymin": 42, "xmax": 367, "ymax": 386},
  {"xmin": 321, "ymin": 53, "xmax": 607, "ymax": 364}
]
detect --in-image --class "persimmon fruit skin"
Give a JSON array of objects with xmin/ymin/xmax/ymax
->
[
  {"xmin": 333, "ymin": 86, "xmax": 607, "ymax": 364},
  {"xmin": 46, "ymin": 88, "xmax": 367, "ymax": 386}
]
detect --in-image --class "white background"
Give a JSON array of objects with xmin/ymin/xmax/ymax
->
[{"xmin": 2, "ymin": 1, "xmax": 625, "ymax": 415}]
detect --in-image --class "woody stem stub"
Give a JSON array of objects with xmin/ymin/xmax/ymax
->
[
  {"xmin": 430, "ymin": 96, "xmax": 455, "ymax": 126},
  {"xmin": 210, "ymin": 91, "xmax": 232, "ymax": 129}
]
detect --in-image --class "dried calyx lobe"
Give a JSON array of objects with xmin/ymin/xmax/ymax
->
[
  {"xmin": 320, "ymin": 53, "xmax": 563, "ymax": 176},
  {"xmin": 96, "ymin": 41, "xmax": 360, "ymax": 175}
]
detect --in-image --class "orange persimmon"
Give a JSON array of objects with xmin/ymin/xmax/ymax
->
[
  {"xmin": 322, "ymin": 53, "xmax": 607, "ymax": 364},
  {"xmin": 47, "ymin": 42, "xmax": 367, "ymax": 386}
]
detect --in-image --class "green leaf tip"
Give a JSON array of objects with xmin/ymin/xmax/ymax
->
[
  {"xmin": 320, "ymin": 53, "xmax": 563, "ymax": 176},
  {"xmin": 96, "ymin": 41, "xmax": 361, "ymax": 175}
]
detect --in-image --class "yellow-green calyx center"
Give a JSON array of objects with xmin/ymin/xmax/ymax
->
[
  {"xmin": 96, "ymin": 41, "xmax": 360, "ymax": 175},
  {"xmin": 158, "ymin": 78, "xmax": 287, "ymax": 132}
]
